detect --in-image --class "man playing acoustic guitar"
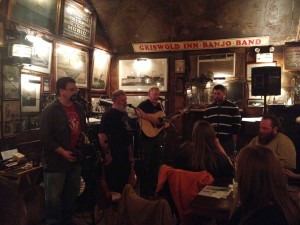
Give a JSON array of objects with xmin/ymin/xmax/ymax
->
[{"xmin": 137, "ymin": 87, "xmax": 166, "ymax": 198}]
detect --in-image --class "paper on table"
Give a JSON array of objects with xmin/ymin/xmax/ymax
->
[
  {"xmin": 198, "ymin": 185, "xmax": 231, "ymax": 199},
  {"xmin": 1, "ymin": 149, "xmax": 18, "ymax": 160}
]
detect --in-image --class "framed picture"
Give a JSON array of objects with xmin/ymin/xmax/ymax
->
[
  {"xmin": 23, "ymin": 35, "xmax": 53, "ymax": 74},
  {"xmin": 10, "ymin": 0, "xmax": 58, "ymax": 32},
  {"xmin": 41, "ymin": 93, "xmax": 56, "ymax": 110},
  {"xmin": 247, "ymin": 82, "xmax": 263, "ymax": 100},
  {"xmin": 27, "ymin": 114, "xmax": 40, "ymax": 130},
  {"xmin": 62, "ymin": 0, "xmax": 94, "ymax": 45},
  {"xmin": 20, "ymin": 116, "xmax": 28, "ymax": 132},
  {"xmin": 21, "ymin": 74, "xmax": 41, "ymax": 112},
  {"xmin": 284, "ymin": 46, "xmax": 300, "ymax": 71},
  {"xmin": 3, "ymin": 65, "xmax": 20, "ymax": 99},
  {"xmin": 248, "ymin": 99, "xmax": 264, "ymax": 107},
  {"xmin": 91, "ymin": 49, "xmax": 111, "ymax": 90},
  {"xmin": 175, "ymin": 59, "xmax": 185, "ymax": 73},
  {"xmin": 2, "ymin": 100, "xmax": 20, "ymax": 137},
  {"xmin": 42, "ymin": 76, "xmax": 51, "ymax": 93},
  {"xmin": 0, "ymin": 21, "xmax": 4, "ymax": 47},
  {"xmin": 119, "ymin": 58, "xmax": 168, "ymax": 92},
  {"xmin": 56, "ymin": 43, "xmax": 89, "ymax": 88},
  {"xmin": 246, "ymin": 62, "xmax": 276, "ymax": 80}
]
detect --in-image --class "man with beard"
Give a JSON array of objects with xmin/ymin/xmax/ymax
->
[
  {"xmin": 247, "ymin": 114, "xmax": 296, "ymax": 169},
  {"xmin": 98, "ymin": 90, "xmax": 134, "ymax": 193},
  {"xmin": 40, "ymin": 77, "xmax": 86, "ymax": 225}
]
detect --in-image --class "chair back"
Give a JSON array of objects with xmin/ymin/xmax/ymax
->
[
  {"xmin": 118, "ymin": 184, "xmax": 173, "ymax": 225},
  {"xmin": 156, "ymin": 165, "xmax": 214, "ymax": 221}
]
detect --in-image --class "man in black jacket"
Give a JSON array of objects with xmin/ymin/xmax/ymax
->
[{"xmin": 40, "ymin": 77, "xmax": 86, "ymax": 225}]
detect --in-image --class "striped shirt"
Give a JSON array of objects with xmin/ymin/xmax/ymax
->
[{"xmin": 204, "ymin": 99, "xmax": 241, "ymax": 141}]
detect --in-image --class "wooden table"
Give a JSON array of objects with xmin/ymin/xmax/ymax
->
[
  {"xmin": 190, "ymin": 179, "xmax": 234, "ymax": 221},
  {"xmin": 0, "ymin": 162, "xmax": 42, "ymax": 188}
]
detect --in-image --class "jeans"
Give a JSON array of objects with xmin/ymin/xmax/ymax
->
[
  {"xmin": 140, "ymin": 135, "xmax": 163, "ymax": 197},
  {"xmin": 44, "ymin": 165, "xmax": 81, "ymax": 225}
]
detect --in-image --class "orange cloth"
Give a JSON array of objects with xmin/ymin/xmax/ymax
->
[
  {"xmin": 156, "ymin": 164, "xmax": 214, "ymax": 220},
  {"xmin": 118, "ymin": 184, "xmax": 173, "ymax": 225}
]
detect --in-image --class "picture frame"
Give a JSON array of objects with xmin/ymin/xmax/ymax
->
[
  {"xmin": 91, "ymin": 49, "xmax": 111, "ymax": 91},
  {"xmin": 56, "ymin": 43, "xmax": 89, "ymax": 88},
  {"xmin": 62, "ymin": 0, "xmax": 94, "ymax": 45},
  {"xmin": 247, "ymin": 99, "xmax": 264, "ymax": 107},
  {"xmin": 247, "ymin": 82, "xmax": 263, "ymax": 100},
  {"xmin": 0, "ymin": 21, "xmax": 4, "ymax": 47},
  {"xmin": 21, "ymin": 74, "xmax": 41, "ymax": 112},
  {"xmin": 27, "ymin": 114, "xmax": 40, "ymax": 130},
  {"xmin": 3, "ymin": 65, "xmax": 20, "ymax": 99},
  {"xmin": 23, "ymin": 35, "xmax": 53, "ymax": 74},
  {"xmin": 175, "ymin": 59, "xmax": 185, "ymax": 73},
  {"xmin": 42, "ymin": 76, "xmax": 51, "ymax": 93},
  {"xmin": 2, "ymin": 100, "xmax": 21, "ymax": 137},
  {"xmin": 20, "ymin": 116, "xmax": 28, "ymax": 132},
  {"xmin": 119, "ymin": 58, "xmax": 168, "ymax": 92},
  {"xmin": 10, "ymin": 0, "xmax": 58, "ymax": 32},
  {"xmin": 284, "ymin": 46, "xmax": 300, "ymax": 71},
  {"xmin": 246, "ymin": 62, "xmax": 276, "ymax": 80}
]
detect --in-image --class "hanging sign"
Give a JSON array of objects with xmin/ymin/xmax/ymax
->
[
  {"xmin": 132, "ymin": 36, "xmax": 269, "ymax": 53},
  {"xmin": 62, "ymin": 0, "xmax": 93, "ymax": 45}
]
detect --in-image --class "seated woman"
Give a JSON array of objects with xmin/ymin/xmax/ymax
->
[
  {"xmin": 174, "ymin": 120, "xmax": 234, "ymax": 178},
  {"xmin": 229, "ymin": 145, "xmax": 300, "ymax": 225}
]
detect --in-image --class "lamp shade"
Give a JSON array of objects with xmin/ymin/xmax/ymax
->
[{"xmin": 8, "ymin": 31, "xmax": 33, "ymax": 65}]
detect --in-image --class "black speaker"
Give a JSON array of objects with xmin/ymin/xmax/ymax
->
[{"xmin": 251, "ymin": 66, "xmax": 281, "ymax": 96}]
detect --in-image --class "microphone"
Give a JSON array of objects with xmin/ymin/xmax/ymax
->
[
  {"xmin": 158, "ymin": 97, "xmax": 166, "ymax": 102},
  {"xmin": 127, "ymin": 104, "xmax": 137, "ymax": 109},
  {"xmin": 71, "ymin": 94, "xmax": 89, "ymax": 104}
]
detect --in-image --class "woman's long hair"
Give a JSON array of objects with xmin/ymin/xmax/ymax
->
[
  {"xmin": 190, "ymin": 120, "xmax": 223, "ymax": 171},
  {"xmin": 236, "ymin": 145, "xmax": 300, "ymax": 225}
]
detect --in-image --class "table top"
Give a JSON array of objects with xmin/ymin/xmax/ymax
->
[
  {"xmin": 190, "ymin": 178, "xmax": 234, "ymax": 221},
  {"xmin": 0, "ymin": 162, "xmax": 42, "ymax": 178}
]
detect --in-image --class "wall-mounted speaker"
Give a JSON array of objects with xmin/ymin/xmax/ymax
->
[{"xmin": 251, "ymin": 66, "xmax": 281, "ymax": 96}]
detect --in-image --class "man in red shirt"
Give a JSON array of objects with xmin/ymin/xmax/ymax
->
[{"xmin": 40, "ymin": 77, "xmax": 86, "ymax": 225}]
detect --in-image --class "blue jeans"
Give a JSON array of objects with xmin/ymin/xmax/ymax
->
[{"xmin": 44, "ymin": 165, "xmax": 81, "ymax": 225}]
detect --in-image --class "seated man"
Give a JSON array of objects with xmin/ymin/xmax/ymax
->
[{"xmin": 246, "ymin": 114, "xmax": 296, "ymax": 169}]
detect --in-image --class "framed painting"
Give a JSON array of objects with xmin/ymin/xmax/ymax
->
[
  {"xmin": 2, "ymin": 100, "xmax": 20, "ymax": 137},
  {"xmin": 91, "ymin": 49, "xmax": 111, "ymax": 90},
  {"xmin": 23, "ymin": 35, "xmax": 53, "ymax": 74},
  {"xmin": 0, "ymin": 21, "xmax": 4, "ymax": 47},
  {"xmin": 10, "ymin": 0, "xmax": 58, "ymax": 32},
  {"xmin": 42, "ymin": 76, "xmax": 51, "ymax": 93},
  {"xmin": 246, "ymin": 62, "xmax": 276, "ymax": 80},
  {"xmin": 62, "ymin": 0, "xmax": 94, "ymax": 45},
  {"xmin": 247, "ymin": 82, "xmax": 263, "ymax": 100},
  {"xmin": 284, "ymin": 46, "xmax": 300, "ymax": 71},
  {"xmin": 3, "ymin": 65, "xmax": 20, "ymax": 99},
  {"xmin": 175, "ymin": 59, "xmax": 185, "ymax": 73},
  {"xmin": 248, "ymin": 99, "xmax": 264, "ymax": 107},
  {"xmin": 56, "ymin": 43, "xmax": 88, "ymax": 88},
  {"xmin": 119, "ymin": 58, "xmax": 168, "ymax": 92},
  {"xmin": 21, "ymin": 74, "xmax": 41, "ymax": 112}
]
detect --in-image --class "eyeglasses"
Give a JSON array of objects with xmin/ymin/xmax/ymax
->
[{"xmin": 64, "ymin": 88, "xmax": 78, "ymax": 92}]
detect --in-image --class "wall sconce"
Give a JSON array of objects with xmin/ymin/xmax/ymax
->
[{"xmin": 8, "ymin": 31, "xmax": 33, "ymax": 65}]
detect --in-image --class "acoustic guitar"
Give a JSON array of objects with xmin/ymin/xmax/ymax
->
[{"xmin": 139, "ymin": 110, "xmax": 186, "ymax": 138}]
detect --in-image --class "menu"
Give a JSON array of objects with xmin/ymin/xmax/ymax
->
[
  {"xmin": 198, "ymin": 185, "xmax": 231, "ymax": 199},
  {"xmin": 284, "ymin": 46, "xmax": 300, "ymax": 71}
]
